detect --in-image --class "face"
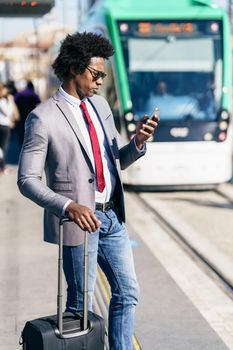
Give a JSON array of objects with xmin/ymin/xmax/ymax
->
[
  {"xmin": 0, "ymin": 82, "xmax": 4, "ymax": 97},
  {"xmin": 0, "ymin": 83, "xmax": 8, "ymax": 98},
  {"xmin": 67, "ymin": 57, "xmax": 106, "ymax": 100}
]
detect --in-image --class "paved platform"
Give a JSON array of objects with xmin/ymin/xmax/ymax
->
[
  {"xmin": 126, "ymin": 192, "xmax": 233, "ymax": 349},
  {"xmin": 0, "ymin": 168, "xmax": 231, "ymax": 349},
  {"xmin": 131, "ymin": 228, "xmax": 229, "ymax": 350}
]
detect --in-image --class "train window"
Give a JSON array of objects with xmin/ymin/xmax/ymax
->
[
  {"xmin": 120, "ymin": 23, "xmax": 222, "ymax": 122},
  {"xmin": 128, "ymin": 38, "xmax": 214, "ymax": 72}
]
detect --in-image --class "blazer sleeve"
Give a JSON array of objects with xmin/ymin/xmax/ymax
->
[
  {"xmin": 17, "ymin": 113, "xmax": 69, "ymax": 217},
  {"xmin": 119, "ymin": 136, "xmax": 146, "ymax": 170}
]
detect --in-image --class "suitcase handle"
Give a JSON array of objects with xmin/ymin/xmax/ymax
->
[{"xmin": 58, "ymin": 218, "xmax": 89, "ymax": 336}]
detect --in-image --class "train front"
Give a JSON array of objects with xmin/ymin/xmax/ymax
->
[{"xmin": 113, "ymin": 13, "xmax": 232, "ymax": 189}]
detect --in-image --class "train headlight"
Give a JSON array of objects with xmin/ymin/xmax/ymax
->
[
  {"xmin": 204, "ymin": 132, "xmax": 213, "ymax": 141},
  {"xmin": 218, "ymin": 131, "xmax": 227, "ymax": 142},
  {"xmin": 219, "ymin": 121, "xmax": 228, "ymax": 130},
  {"xmin": 127, "ymin": 123, "xmax": 136, "ymax": 132},
  {"xmin": 220, "ymin": 110, "xmax": 229, "ymax": 120},
  {"xmin": 119, "ymin": 23, "xmax": 129, "ymax": 33},
  {"xmin": 216, "ymin": 110, "xmax": 230, "ymax": 141},
  {"xmin": 210, "ymin": 22, "xmax": 219, "ymax": 33},
  {"xmin": 125, "ymin": 112, "xmax": 134, "ymax": 121}
]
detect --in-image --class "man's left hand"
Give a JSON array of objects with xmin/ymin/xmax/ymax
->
[{"xmin": 134, "ymin": 112, "xmax": 160, "ymax": 149}]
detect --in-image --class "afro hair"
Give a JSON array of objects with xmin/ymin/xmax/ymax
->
[{"xmin": 52, "ymin": 31, "xmax": 114, "ymax": 82}]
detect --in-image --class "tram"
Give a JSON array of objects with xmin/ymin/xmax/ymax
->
[{"xmin": 81, "ymin": 0, "xmax": 233, "ymax": 189}]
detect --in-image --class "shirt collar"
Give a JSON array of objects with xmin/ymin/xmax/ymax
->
[{"xmin": 58, "ymin": 85, "xmax": 87, "ymax": 106}]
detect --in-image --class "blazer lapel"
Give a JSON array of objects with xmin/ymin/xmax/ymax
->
[{"xmin": 53, "ymin": 92, "xmax": 94, "ymax": 173}]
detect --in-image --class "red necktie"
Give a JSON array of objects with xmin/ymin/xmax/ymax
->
[{"xmin": 80, "ymin": 101, "xmax": 105, "ymax": 192}]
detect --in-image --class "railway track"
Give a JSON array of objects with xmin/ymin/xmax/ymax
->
[
  {"xmin": 135, "ymin": 190, "xmax": 233, "ymax": 301},
  {"xmin": 214, "ymin": 183, "xmax": 233, "ymax": 206}
]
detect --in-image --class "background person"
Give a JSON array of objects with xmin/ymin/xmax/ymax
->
[
  {"xmin": 145, "ymin": 79, "xmax": 170, "ymax": 116},
  {"xmin": 6, "ymin": 80, "xmax": 18, "ymax": 96},
  {"xmin": 17, "ymin": 31, "xmax": 159, "ymax": 350},
  {"xmin": 156, "ymin": 80, "xmax": 170, "ymax": 96},
  {"xmin": 0, "ymin": 82, "xmax": 19, "ymax": 174},
  {"xmin": 15, "ymin": 80, "xmax": 40, "ymax": 145},
  {"xmin": 145, "ymin": 79, "xmax": 199, "ymax": 120}
]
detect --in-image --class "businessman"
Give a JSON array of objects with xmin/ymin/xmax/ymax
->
[{"xmin": 17, "ymin": 31, "xmax": 159, "ymax": 350}]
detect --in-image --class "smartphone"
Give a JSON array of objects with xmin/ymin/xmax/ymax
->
[{"xmin": 150, "ymin": 107, "xmax": 160, "ymax": 119}]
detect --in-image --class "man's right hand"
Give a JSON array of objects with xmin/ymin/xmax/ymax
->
[{"xmin": 65, "ymin": 201, "xmax": 101, "ymax": 233}]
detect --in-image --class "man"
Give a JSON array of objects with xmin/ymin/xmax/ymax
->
[{"xmin": 17, "ymin": 32, "xmax": 159, "ymax": 350}]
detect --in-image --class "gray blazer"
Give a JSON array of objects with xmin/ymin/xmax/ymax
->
[{"xmin": 17, "ymin": 92, "xmax": 145, "ymax": 246}]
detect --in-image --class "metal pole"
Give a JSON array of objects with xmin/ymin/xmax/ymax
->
[
  {"xmin": 57, "ymin": 218, "xmax": 88, "ymax": 334},
  {"xmin": 57, "ymin": 217, "xmax": 70, "ymax": 335},
  {"xmin": 57, "ymin": 220, "xmax": 64, "ymax": 335},
  {"xmin": 83, "ymin": 231, "xmax": 89, "ymax": 330}
]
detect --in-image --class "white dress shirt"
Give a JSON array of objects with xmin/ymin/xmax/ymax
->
[{"xmin": 58, "ymin": 86, "xmax": 118, "ymax": 212}]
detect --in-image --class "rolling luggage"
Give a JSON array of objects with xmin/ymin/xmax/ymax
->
[{"xmin": 20, "ymin": 218, "xmax": 105, "ymax": 350}]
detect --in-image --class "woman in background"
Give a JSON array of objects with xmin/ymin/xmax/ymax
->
[{"xmin": 0, "ymin": 81, "xmax": 19, "ymax": 174}]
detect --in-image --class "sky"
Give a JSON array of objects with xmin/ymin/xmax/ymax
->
[{"xmin": 0, "ymin": 0, "xmax": 230, "ymax": 43}]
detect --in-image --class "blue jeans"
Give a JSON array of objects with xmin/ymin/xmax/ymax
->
[{"xmin": 63, "ymin": 208, "xmax": 139, "ymax": 350}]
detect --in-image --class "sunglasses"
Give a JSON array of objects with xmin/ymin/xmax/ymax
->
[{"xmin": 87, "ymin": 66, "xmax": 107, "ymax": 80}]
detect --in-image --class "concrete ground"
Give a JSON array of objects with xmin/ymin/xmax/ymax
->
[{"xmin": 0, "ymin": 168, "xmax": 231, "ymax": 350}]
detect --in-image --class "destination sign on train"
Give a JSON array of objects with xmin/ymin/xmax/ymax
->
[
  {"xmin": 138, "ymin": 22, "xmax": 195, "ymax": 34},
  {"xmin": 118, "ymin": 20, "xmax": 221, "ymax": 36}
]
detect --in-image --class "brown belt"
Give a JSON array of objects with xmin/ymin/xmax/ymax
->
[{"xmin": 95, "ymin": 200, "xmax": 115, "ymax": 212}]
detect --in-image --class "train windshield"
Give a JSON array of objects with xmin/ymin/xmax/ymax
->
[{"xmin": 118, "ymin": 20, "xmax": 223, "ymax": 122}]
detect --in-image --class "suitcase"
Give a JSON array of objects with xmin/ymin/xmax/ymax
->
[{"xmin": 20, "ymin": 217, "xmax": 105, "ymax": 350}]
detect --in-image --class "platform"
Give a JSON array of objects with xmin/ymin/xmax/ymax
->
[
  {"xmin": 131, "ymin": 227, "xmax": 228, "ymax": 350},
  {"xmin": 0, "ymin": 168, "xmax": 230, "ymax": 349}
]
